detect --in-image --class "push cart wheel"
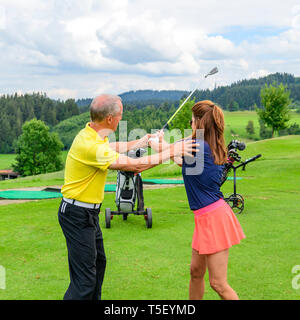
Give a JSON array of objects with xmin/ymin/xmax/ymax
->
[
  {"xmin": 105, "ymin": 208, "xmax": 111, "ymax": 228},
  {"xmin": 224, "ymin": 194, "xmax": 244, "ymax": 214},
  {"xmin": 123, "ymin": 213, "xmax": 128, "ymax": 221},
  {"xmin": 144, "ymin": 208, "xmax": 152, "ymax": 228}
]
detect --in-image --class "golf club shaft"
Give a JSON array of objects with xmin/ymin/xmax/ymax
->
[
  {"xmin": 161, "ymin": 67, "xmax": 218, "ymax": 131},
  {"xmin": 161, "ymin": 88, "xmax": 197, "ymax": 130}
]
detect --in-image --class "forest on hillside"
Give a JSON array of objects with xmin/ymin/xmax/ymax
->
[
  {"xmin": 1, "ymin": 72, "xmax": 300, "ymax": 153},
  {"xmin": 190, "ymin": 72, "xmax": 300, "ymax": 111},
  {"xmin": 0, "ymin": 93, "xmax": 79, "ymax": 153},
  {"xmin": 54, "ymin": 102, "xmax": 178, "ymax": 149},
  {"xmin": 76, "ymin": 90, "xmax": 188, "ymax": 109},
  {"xmin": 77, "ymin": 73, "xmax": 300, "ymax": 111}
]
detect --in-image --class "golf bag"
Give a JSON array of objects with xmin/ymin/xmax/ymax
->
[
  {"xmin": 105, "ymin": 147, "xmax": 153, "ymax": 228},
  {"xmin": 220, "ymin": 140, "xmax": 246, "ymax": 186},
  {"xmin": 220, "ymin": 139, "xmax": 261, "ymax": 214},
  {"xmin": 115, "ymin": 148, "xmax": 146, "ymax": 213},
  {"xmin": 115, "ymin": 171, "xmax": 144, "ymax": 212}
]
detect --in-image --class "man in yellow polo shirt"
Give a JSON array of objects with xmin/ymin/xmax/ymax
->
[{"xmin": 58, "ymin": 94, "xmax": 197, "ymax": 300}]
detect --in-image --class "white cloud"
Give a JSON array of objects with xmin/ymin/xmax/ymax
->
[
  {"xmin": 292, "ymin": 5, "xmax": 300, "ymax": 29},
  {"xmin": 248, "ymin": 70, "xmax": 271, "ymax": 79},
  {"xmin": 0, "ymin": 0, "xmax": 300, "ymax": 99},
  {"xmin": 128, "ymin": 0, "xmax": 299, "ymax": 32},
  {"xmin": 0, "ymin": 6, "xmax": 6, "ymax": 30},
  {"xmin": 47, "ymin": 88, "xmax": 77, "ymax": 100},
  {"xmin": 97, "ymin": 11, "xmax": 181, "ymax": 64}
]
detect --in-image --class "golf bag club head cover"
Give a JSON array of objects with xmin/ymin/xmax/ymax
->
[{"xmin": 220, "ymin": 140, "xmax": 246, "ymax": 186}]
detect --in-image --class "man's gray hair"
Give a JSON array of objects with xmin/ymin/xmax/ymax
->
[{"xmin": 90, "ymin": 94, "xmax": 122, "ymax": 122}]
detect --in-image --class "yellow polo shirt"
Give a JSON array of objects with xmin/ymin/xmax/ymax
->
[{"xmin": 61, "ymin": 123, "xmax": 119, "ymax": 204}]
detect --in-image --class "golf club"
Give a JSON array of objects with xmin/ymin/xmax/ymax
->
[{"xmin": 161, "ymin": 67, "xmax": 218, "ymax": 130}]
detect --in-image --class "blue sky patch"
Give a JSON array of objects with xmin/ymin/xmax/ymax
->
[{"xmin": 210, "ymin": 26, "xmax": 289, "ymax": 45}]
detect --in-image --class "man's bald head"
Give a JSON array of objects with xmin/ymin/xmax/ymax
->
[{"xmin": 90, "ymin": 94, "xmax": 122, "ymax": 122}]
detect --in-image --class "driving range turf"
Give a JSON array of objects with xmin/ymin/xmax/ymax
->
[{"xmin": 0, "ymin": 135, "xmax": 299, "ymax": 299}]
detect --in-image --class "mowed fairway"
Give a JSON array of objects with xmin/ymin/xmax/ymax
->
[
  {"xmin": 0, "ymin": 135, "xmax": 299, "ymax": 300},
  {"xmin": 223, "ymin": 110, "xmax": 300, "ymax": 142}
]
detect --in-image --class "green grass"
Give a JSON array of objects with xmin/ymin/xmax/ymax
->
[
  {"xmin": 0, "ymin": 154, "xmax": 16, "ymax": 170},
  {"xmin": 0, "ymin": 151, "xmax": 68, "ymax": 189},
  {"xmin": 0, "ymin": 170, "xmax": 65, "ymax": 189},
  {"xmin": 1, "ymin": 134, "xmax": 300, "ymax": 189},
  {"xmin": 0, "ymin": 135, "xmax": 299, "ymax": 300},
  {"xmin": 223, "ymin": 110, "xmax": 300, "ymax": 142}
]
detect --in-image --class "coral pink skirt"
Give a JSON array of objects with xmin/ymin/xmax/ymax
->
[{"xmin": 192, "ymin": 199, "xmax": 245, "ymax": 254}]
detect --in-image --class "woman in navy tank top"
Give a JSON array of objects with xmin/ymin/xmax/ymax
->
[
  {"xmin": 179, "ymin": 100, "xmax": 245, "ymax": 300},
  {"xmin": 148, "ymin": 100, "xmax": 245, "ymax": 300}
]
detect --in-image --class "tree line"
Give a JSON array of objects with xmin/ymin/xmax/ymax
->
[
  {"xmin": 77, "ymin": 73, "xmax": 300, "ymax": 113},
  {"xmin": 54, "ymin": 101, "xmax": 178, "ymax": 149},
  {"xmin": 188, "ymin": 72, "xmax": 300, "ymax": 111},
  {"xmin": 76, "ymin": 90, "xmax": 187, "ymax": 109},
  {"xmin": 10, "ymin": 81, "xmax": 300, "ymax": 177},
  {"xmin": 0, "ymin": 92, "xmax": 79, "ymax": 153},
  {"xmin": 2, "ymin": 72, "xmax": 300, "ymax": 154}
]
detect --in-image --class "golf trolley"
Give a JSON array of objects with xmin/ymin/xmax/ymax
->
[
  {"xmin": 220, "ymin": 140, "xmax": 262, "ymax": 214},
  {"xmin": 105, "ymin": 148, "xmax": 152, "ymax": 228}
]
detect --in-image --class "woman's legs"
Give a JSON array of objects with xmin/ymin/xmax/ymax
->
[
  {"xmin": 206, "ymin": 249, "xmax": 239, "ymax": 300},
  {"xmin": 189, "ymin": 249, "xmax": 207, "ymax": 300}
]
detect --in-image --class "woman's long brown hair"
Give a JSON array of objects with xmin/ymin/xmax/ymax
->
[{"xmin": 192, "ymin": 100, "xmax": 227, "ymax": 165}]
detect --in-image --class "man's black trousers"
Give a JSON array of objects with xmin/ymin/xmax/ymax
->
[{"xmin": 58, "ymin": 199, "xmax": 106, "ymax": 300}]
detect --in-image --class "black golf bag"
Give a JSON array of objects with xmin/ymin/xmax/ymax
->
[{"xmin": 220, "ymin": 140, "xmax": 261, "ymax": 214}]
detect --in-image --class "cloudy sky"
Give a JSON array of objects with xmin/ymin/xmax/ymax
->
[{"xmin": 0, "ymin": 0, "xmax": 300, "ymax": 100}]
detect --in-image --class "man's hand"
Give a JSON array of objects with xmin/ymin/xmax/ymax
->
[
  {"xmin": 138, "ymin": 133, "xmax": 158, "ymax": 148},
  {"xmin": 110, "ymin": 133, "xmax": 153, "ymax": 153},
  {"xmin": 148, "ymin": 130, "xmax": 164, "ymax": 144},
  {"xmin": 148, "ymin": 130, "xmax": 169, "ymax": 152}
]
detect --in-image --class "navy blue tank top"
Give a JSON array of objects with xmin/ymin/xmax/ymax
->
[{"xmin": 182, "ymin": 140, "xmax": 224, "ymax": 211}]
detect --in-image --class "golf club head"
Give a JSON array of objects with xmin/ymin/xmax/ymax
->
[{"xmin": 205, "ymin": 67, "xmax": 218, "ymax": 78}]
